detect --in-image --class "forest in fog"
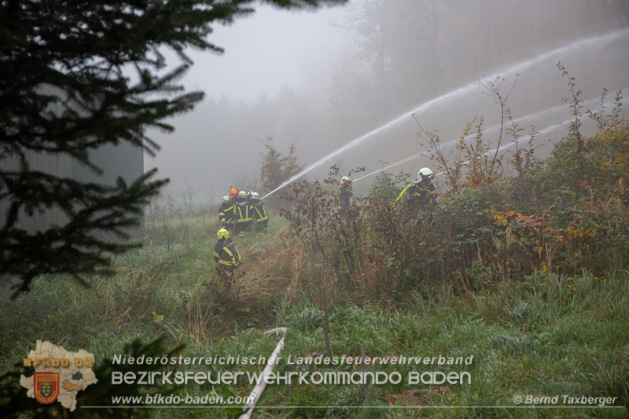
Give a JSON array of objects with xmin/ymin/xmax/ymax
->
[{"xmin": 150, "ymin": 0, "xmax": 629, "ymax": 199}]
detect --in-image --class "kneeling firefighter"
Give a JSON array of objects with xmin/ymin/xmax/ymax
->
[{"xmin": 213, "ymin": 228, "xmax": 241, "ymax": 290}]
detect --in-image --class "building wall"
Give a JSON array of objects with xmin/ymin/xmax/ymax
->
[
  {"xmin": 0, "ymin": 149, "xmax": 73, "ymax": 234},
  {"xmin": 0, "ymin": 84, "xmax": 144, "ymax": 235},
  {"xmin": 73, "ymin": 141, "xmax": 144, "ymax": 189}
]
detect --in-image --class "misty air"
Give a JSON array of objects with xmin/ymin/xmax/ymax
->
[{"xmin": 1, "ymin": 0, "xmax": 628, "ymax": 416}]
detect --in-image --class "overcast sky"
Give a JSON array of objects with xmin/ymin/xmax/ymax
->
[
  {"xmin": 146, "ymin": 1, "xmax": 355, "ymax": 197},
  {"xmin": 179, "ymin": 3, "xmax": 351, "ymax": 101}
]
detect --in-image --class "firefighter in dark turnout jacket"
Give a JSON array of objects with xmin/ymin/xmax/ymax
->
[
  {"xmin": 249, "ymin": 192, "xmax": 268, "ymax": 232},
  {"xmin": 395, "ymin": 167, "xmax": 437, "ymax": 213},
  {"xmin": 218, "ymin": 195, "xmax": 231, "ymax": 227},
  {"xmin": 336, "ymin": 176, "xmax": 353, "ymax": 216},
  {"xmin": 233, "ymin": 190, "xmax": 253, "ymax": 237},
  {"xmin": 214, "ymin": 228, "xmax": 240, "ymax": 284},
  {"xmin": 220, "ymin": 189, "xmax": 239, "ymax": 230}
]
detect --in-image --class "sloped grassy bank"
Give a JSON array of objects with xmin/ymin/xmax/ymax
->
[{"xmin": 1, "ymin": 220, "xmax": 627, "ymax": 417}]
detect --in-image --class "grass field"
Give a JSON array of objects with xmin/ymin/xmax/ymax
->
[{"xmin": 1, "ymin": 211, "xmax": 627, "ymax": 418}]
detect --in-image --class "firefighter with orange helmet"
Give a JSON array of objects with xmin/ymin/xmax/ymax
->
[{"xmin": 219, "ymin": 188, "xmax": 239, "ymax": 229}]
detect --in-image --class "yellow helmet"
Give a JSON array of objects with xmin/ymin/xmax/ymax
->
[{"xmin": 217, "ymin": 228, "xmax": 230, "ymax": 240}]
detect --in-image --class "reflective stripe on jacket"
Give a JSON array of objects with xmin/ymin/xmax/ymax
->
[
  {"xmin": 214, "ymin": 239, "xmax": 240, "ymax": 267},
  {"xmin": 218, "ymin": 202, "xmax": 230, "ymax": 222},
  {"xmin": 219, "ymin": 247, "xmax": 236, "ymax": 266},
  {"xmin": 235, "ymin": 200, "xmax": 252, "ymax": 223},
  {"xmin": 221, "ymin": 198, "xmax": 238, "ymax": 224},
  {"xmin": 252, "ymin": 201, "xmax": 268, "ymax": 222},
  {"xmin": 396, "ymin": 182, "xmax": 437, "ymax": 206}
]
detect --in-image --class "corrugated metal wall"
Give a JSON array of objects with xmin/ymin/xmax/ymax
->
[
  {"xmin": 0, "ymin": 84, "xmax": 144, "ymax": 234},
  {"xmin": 0, "ymin": 149, "xmax": 73, "ymax": 234},
  {"xmin": 73, "ymin": 141, "xmax": 144, "ymax": 189},
  {"xmin": 72, "ymin": 140, "xmax": 145, "ymax": 226}
]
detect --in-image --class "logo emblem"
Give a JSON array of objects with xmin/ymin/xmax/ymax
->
[{"xmin": 34, "ymin": 372, "xmax": 59, "ymax": 404}]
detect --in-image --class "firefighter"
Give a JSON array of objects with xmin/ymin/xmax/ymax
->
[
  {"xmin": 250, "ymin": 192, "xmax": 269, "ymax": 232},
  {"xmin": 213, "ymin": 228, "xmax": 241, "ymax": 292},
  {"xmin": 233, "ymin": 190, "xmax": 253, "ymax": 238},
  {"xmin": 228, "ymin": 188, "xmax": 241, "ymax": 227},
  {"xmin": 218, "ymin": 189, "xmax": 238, "ymax": 229},
  {"xmin": 218, "ymin": 195, "xmax": 231, "ymax": 226},
  {"xmin": 395, "ymin": 167, "xmax": 438, "ymax": 211},
  {"xmin": 336, "ymin": 176, "xmax": 353, "ymax": 216},
  {"xmin": 229, "ymin": 188, "xmax": 239, "ymax": 205}
]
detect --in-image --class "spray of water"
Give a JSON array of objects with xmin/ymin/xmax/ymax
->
[
  {"xmin": 352, "ymin": 105, "xmax": 557, "ymax": 183},
  {"xmin": 352, "ymin": 92, "xmax": 623, "ymax": 183},
  {"xmin": 434, "ymin": 118, "xmax": 571, "ymax": 179},
  {"xmin": 262, "ymin": 28, "xmax": 629, "ymax": 200},
  {"xmin": 353, "ymin": 152, "xmax": 429, "ymax": 183}
]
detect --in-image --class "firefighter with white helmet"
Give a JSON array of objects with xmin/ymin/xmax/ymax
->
[
  {"xmin": 233, "ymin": 190, "xmax": 253, "ymax": 237},
  {"xmin": 336, "ymin": 176, "xmax": 353, "ymax": 216},
  {"xmin": 218, "ymin": 195, "xmax": 231, "ymax": 227},
  {"xmin": 395, "ymin": 167, "xmax": 437, "ymax": 210},
  {"xmin": 250, "ymin": 192, "xmax": 269, "ymax": 232}
]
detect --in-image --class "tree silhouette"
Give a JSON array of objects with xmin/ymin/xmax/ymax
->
[{"xmin": 260, "ymin": 136, "xmax": 303, "ymax": 192}]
